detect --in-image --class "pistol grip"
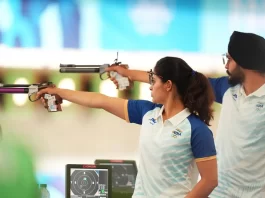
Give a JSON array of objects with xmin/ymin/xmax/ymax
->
[
  {"xmin": 109, "ymin": 71, "xmax": 130, "ymax": 90},
  {"xmin": 44, "ymin": 94, "xmax": 62, "ymax": 112}
]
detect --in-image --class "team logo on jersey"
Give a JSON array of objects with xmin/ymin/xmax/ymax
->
[
  {"xmin": 256, "ymin": 102, "xmax": 264, "ymax": 111},
  {"xmin": 149, "ymin": 118, "xmax": 157, "ymax": 125},
  {"xmin": 232, "ymin": 94, "xmax": 237, "ymax": 101},
  {"xmin": 172, "ymin": 128, "xmax": 182, "ymax": 138}
]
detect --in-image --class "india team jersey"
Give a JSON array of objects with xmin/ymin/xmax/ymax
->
[
  {"xmin": 209, "ymin": 77, "xmax": 265, "ymax": 198},
  {"xmin": 124, "ymin": 100, "xmax": 216, "ymax": 198}
]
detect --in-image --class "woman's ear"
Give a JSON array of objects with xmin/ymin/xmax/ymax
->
[{"xmin": 166, "ymin": 80, "xmax": 173, "ymax": 92}]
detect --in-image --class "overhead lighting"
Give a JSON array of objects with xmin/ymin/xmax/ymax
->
[
  {"xmin": 99, "ymin": 80, "xmax": 118, "ymax": 97},
  {"xmin": 139, "ymin": 83, "xmax": 152, "ymax": 101},
  {"xmin": 12, "ymin": 78, "xmax": 29, "ymax": 106},
  {"xmin": 58, "ymin": 78, "xmax": 76, "ymax": 107}
]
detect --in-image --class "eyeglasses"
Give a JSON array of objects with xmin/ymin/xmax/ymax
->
[
  {"xmin": 147, "ymin": 69, "xmax": 163, "ymax": 85},
  {"xmin": 222, "ymin": 53, "xmax": 228, "ymax": 65}
]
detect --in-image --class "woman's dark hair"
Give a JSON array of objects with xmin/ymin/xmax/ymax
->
[{"xmin": 154, "ymin": 56, "xmax": 215, "ymax": 126}]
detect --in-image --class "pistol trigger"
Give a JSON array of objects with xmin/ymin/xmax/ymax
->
[{"xmin": 100, "ymin": 72, "xmax": 106, "ymax": 80}]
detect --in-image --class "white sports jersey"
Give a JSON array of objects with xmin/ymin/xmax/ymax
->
[
  {"xmin": 209, "ymin": 77, "xmax": 265, "ymax": 198},
  {"xmin": 124, "ymin": 100, "xmax": 216, "ymax": 198}
]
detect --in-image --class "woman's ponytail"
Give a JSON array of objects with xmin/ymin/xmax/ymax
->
[{"xmin": 183, "ymin": 71, "xmax": 215, "ymax": 126}]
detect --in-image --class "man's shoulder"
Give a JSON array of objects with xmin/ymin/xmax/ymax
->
[{"xmin": 222, "ymin": 84, "xmax": 241, "ymax": 99}]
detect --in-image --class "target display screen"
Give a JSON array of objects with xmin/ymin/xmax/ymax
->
[
  {"xmin": 66, "ymin": 164, "xmax": 112, "ymax": 198},
  {"xmin": 94, "ymin": 160, "xmax": 137, "ymax": 193}
]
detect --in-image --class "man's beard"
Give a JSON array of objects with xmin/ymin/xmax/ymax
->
[{"xmin": 227, "ymin": 66, "xmax": 245, "ymax": 86}]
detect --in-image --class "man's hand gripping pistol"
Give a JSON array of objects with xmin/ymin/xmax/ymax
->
[{"xmin": 0, "ymin": 82, "xmax": 62, "ymax": 112}]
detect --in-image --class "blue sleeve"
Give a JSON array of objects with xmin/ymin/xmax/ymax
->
[
  {"xmin": 126, "ymin": 100, "xmax": 159, "ymax": 125},
  {"xmin": 191, "ymin": 125, "xmax": 216, "ymax": 161},
  {"xmin": 208, "ymin": 77, "xmax": 230, "ymax": 104}
]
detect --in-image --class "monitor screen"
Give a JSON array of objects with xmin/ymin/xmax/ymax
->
[
  {"xmin": 66, "ymin": 164, "xmax": 112, "ymax": 198},
  {"xmin": 94, "ymin": 160, "xmax": 137, "ymax": 193}
]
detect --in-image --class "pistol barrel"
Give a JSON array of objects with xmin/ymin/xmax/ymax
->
[
  {"xmin": 0, "ymin": 88, "xmax": 29, "ymax": 93},
  {"xmin": 0, "ymin": 84, "xmax": 31, "ymax": 87},
  {"xmin": 59, "ymin": 68, "xmax": 100, "ymax": 73},
  {"xmin": 60, "ymin": 64, "xmax": 102, "ymax": 68}
]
